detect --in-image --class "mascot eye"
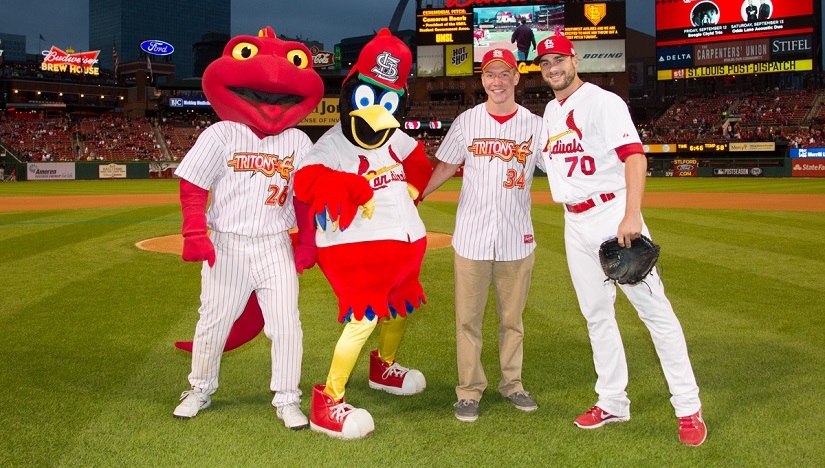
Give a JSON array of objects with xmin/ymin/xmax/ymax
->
[
  {"xmin": 286, "ymin": 49, "xmax": 309, "ymax": 69},
  {"xmin": 352, "ymin": 84, "xmax": 376, "ymax": 109},
  {"xmin": 231, "ymin": 42, "xmax": 259, "ymax": 60},
  {"xmin": 379, "ymin": 91, "xmax": 400, "ymax": 114}
]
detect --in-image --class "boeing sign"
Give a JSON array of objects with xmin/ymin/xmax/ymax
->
[{"xmin": 140, "ymin": 40, "xmax": 175, "ymax": 56}]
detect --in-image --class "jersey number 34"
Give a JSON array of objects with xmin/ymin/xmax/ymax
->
[{"xmin": 503, "ymin": 169, "xmax": 526, "ymax": 189}]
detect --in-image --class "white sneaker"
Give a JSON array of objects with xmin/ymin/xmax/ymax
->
[
  {"xmin": 173, "ymin": 389, "xmax": 210, "ymax": 419},
  {"xmin": 276, "ymin": 403, "xmax": 309, "ymax": 430}
]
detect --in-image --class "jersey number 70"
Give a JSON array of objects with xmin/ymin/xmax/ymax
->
[{"xmin": 564, "ymin": 155, "xmax": 596, "ymax": 177}]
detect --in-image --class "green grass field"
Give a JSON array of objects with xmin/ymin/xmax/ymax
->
[{"xmin": 1, "ymin": 178, "xmax": 823, "ymax": 466}]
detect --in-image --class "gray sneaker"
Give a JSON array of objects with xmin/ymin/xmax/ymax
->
[
  {"xmin": 506, "ymin": 391, "xmax": 538, "ymax": 412},
  {"xmin": 276, "ymin": 403, "xmax": 309, "ymax": 430},
  {"xmin": 173, "ymin": 389, "xmax": 211, "ymax": 419},
  {"xmin": 454, "ymin": 399, "xmax": 479, "ymax": 422}
]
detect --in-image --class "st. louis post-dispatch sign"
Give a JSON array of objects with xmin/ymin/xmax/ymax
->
[{"xmin": 658, "ymin": 58, "xmax": 811, "ymax": 80}]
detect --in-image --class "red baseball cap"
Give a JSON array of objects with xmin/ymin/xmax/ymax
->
[
  {"xmin": 533, "ymin": 33, "xmax": 576, "ymax": 64},
  {"xmin": 481, "ymin": 48, "xmax": 517, "ymax": 71},
  {"xmin": 344, "ymin": 28, "xmax": 411, "ymax": 95}
]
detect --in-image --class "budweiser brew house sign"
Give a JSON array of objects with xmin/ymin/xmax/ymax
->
[{"xmin": 41, "ymin": 46, "xmax": 101, "ymax": 75}]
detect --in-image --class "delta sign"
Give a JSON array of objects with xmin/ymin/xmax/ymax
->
[{"xmin": 40, "ymin": 46, "xmax": 100, "ymax": 75}]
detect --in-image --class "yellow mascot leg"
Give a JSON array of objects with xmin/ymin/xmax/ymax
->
[
  {"xmin": 377, "ymin": 315, "xmax": 407, "ymax": 363},
  {"xmin": 325, "ymin": 317, "xmax": 377, "ymax": 401}
]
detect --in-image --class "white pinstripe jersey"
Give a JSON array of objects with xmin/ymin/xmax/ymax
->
[
  {"xmin": 540, "ymin": 82, "xmax": 642, "ymax": 204},
  {"xmin": 297, "ymin": 123, "xmax": 425, "ymax": 247},
  {"xmin": 435, "ymin": 104, "xmax": 542, "ymax": 261},
  {"xmin": 174, "ymin": 121, "xmax": 311, "ymax": 237}
]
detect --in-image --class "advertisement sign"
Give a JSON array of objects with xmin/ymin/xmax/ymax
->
[
  {"xmin": 27, "ymin": 163, "xmax": 75, "ymax": 180},
  {"xmin": 300, "ymin": 97, "xmax": 340, "ymax": 126},
  {"xmin": 643, "ymin": 144, "xmax": 676, "ymax": 153},
  {"xmin": 311, "ymin": 48, "xmax": 334, "ymax": 68},
  {"xmin": 672, "ymin": 158, "xmax": 699, "ymax": 177},
  {"xmin": 657, "ymin": 45, "xmax": 694, "ymax": 69},
  {"xmin": 693, "ymin": 38, "xmax": 770, "ymax": 66},
  {"xmin": 627, "ymin": 61, "xmax": 644, "ymax": 90},
  {"xmin": 790, "ymin": 148, "xmax": 825, "ymax": 158},
  {"xmin": 99, "ymin": 164, "xmax": 127, "ymax": 179},
  {"xmin": 564, "ymin": 1, "xmax": 626, "ymax": 40},
  {"xmin": 446, "ymin": 44, "xmax": 474, "ymax": 76},
  {"xmin": 40, "ymin": 46, "xmax": 100, "ymax": 76},
  {"xmin": 729, "ymin": 141, "xmax": 776, "ymax": 152},
  {"xmin": 656, "ymin": 0, "xmax": 814, "ymax": 47},
  {"xmin": 770, "ymin": 35, "xmax": 812, "ymax": 58},
  {"xmin": 417, "ymin": 45, "xmax": 445, "ymax": 77},
  {"xmin": 658, "ymin": 58, "xmax": 811, "ymax": 80},
  {"xmin": 140, "ymin": 40, "xmax": 174, "ymax": 56},
  {"xmin": 168, "ymin": 98, "xmax": 211, "ymax": 109},
  {"xmin": 713, "ymin": 167, "xmax": 765, "ymax": 177},
  {"xmin": 791, "ymin": 158, "xmax": 825, "ymax": 177},
  {"xmin": 416, "ymin": 7, "xmax": 474, "ymax": 46},
  {"xmin": 575, "ymin": 39, "xmax": 626, "ymax": 73}
]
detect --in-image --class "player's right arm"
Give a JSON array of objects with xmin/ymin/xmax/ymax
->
[{"xmin": 422, "ymin": 161, "xmax": 461, "ymax": 199}]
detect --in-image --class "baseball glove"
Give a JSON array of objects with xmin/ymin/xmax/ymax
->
[{"xmin": 598, "ymin": 235, "xmax": 660, "ymax": 285}]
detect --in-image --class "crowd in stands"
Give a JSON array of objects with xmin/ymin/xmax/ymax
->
[{"xmin": 4, "ymin": 87, "xmax": 825, "ymax": 164}]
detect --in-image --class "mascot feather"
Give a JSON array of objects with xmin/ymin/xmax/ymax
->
[
  {"xmin": 171, "ymin": 27, "xmax": 323, "ymax": 427},
  {"xmin": 293, "ymin": 29, "xmax": 433, "ymax": 440}
]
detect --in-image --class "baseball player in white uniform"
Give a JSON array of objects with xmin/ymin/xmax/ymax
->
[
  {"xmin": 534, "ymin": 33, "xmax": 707, "ymax": 446},
  {"xmin": 422, "ymin": 48, "xmax": 543, "ymax": 422},
  {"xmin": 171, "ymin": 27, "xmax": 324, "ymax": 431}
]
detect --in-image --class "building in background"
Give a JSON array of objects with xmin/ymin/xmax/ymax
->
[
  {"xmin": 89, "ymin": 0, "xmax": 230, "ymax": 80},
  {"xmin": 0, "ymin": 33, "xmax": 27, "ymax": 64}
]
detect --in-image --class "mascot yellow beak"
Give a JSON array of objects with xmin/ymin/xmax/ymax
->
[
  {"xmin": 350, "ymin": 105, "xmax": 400, "ymax": 132},
  {"xmin": 349, "ymin": 105, "xmax": 399, "ymax": 149}
]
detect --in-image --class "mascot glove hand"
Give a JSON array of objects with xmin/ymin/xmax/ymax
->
[
  {"xmin": 311, "ymin": 173, "xmax": 374, "ymax": 232},
  {"xmin": 294, "ymin": 244, "xmax": 317, "ymax": 274},
  {"xmin": 182, "ymin": 234, "xmax": 216, "ymax": 267}
]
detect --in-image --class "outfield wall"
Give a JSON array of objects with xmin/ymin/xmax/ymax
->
[{"xmin": 3, "ymin": 157, "xmax": 814, "ymax": 181}]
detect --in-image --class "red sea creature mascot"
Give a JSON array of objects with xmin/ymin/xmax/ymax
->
[{"xmin": 171, "ymin": 27, "xmax": 323, "ymax": 430}]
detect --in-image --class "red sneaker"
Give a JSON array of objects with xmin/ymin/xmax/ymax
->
[
  {"xmin": 309, "ymin": 384, "xmax": 374, "ymax": 440},
  {"xmin": 368, "ymin": 350, "xmax": 426, "ymax": 396},
  {"xmin": 574, "ymin": 405, "xmax": 630, "ymax": 429},
  {"xmin": 678, "ymin": 409, "xmax": 707, "ymax": 446}
]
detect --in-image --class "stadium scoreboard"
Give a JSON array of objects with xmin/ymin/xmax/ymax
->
[
  {"xmin": 655, "ymin": 0, "xmax": 816, "ymax": 80},
  {"xmin": 416, "ymin": 8, "xmax": 474, "ymax": 45},
  {"xmin": 415, "ymin": 0, "xmax": 627, "ymax": 77}
]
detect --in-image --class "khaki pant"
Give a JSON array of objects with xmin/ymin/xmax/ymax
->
[{"xmin": 454, "ymin": 252, "xmax": 535, "ymax": 401}]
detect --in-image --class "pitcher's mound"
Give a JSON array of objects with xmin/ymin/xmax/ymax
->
[{"xmin": 136, "ymin": 232, "xmax": 452, "ymax": 254}]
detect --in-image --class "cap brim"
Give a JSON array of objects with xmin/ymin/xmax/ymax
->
[{"xmin": 482, "ymin": 58, "xmax": 516, "ymax": 70}]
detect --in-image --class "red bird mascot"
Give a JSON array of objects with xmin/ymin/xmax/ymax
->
[
  {"xmin": 171, "ymin": 27, "xmax": 323, "ymax": 431},
  {"xmin": 292, "ymin": 29, "xmax": 433, "ymax": 440}
]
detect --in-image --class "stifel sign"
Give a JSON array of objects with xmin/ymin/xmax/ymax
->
[{"xmin": 40, "ymin": 46, "xmax": 101, "ymax": 75}]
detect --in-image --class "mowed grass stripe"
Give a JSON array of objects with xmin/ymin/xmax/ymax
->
[{"xmin": 1, "ymin": 180, "xmax": 824, "ymax": 466}]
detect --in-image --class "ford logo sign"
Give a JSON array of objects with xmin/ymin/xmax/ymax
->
[
  {"xmin": 676, "ymin": 164, "xmax": 694, "ymax": 171},
  {"xmin": 141, "ymin": 40, "xmax": 174, "ymax": 56}
]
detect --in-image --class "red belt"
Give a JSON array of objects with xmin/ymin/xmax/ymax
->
[{"xmin": 565, "ymin": 193, "xmax": 615, "ymax": 214}]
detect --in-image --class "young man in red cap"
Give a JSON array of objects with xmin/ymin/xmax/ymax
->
[
  {"xmin": 534, "ymin": 32, "xmax": 707, "ymax": 446},
  {"xmin": 423, "ymin": 48, "xmax": 543, "ymax": 423}
]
